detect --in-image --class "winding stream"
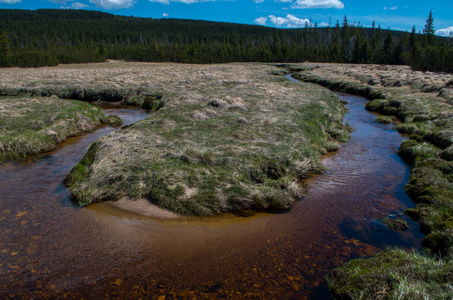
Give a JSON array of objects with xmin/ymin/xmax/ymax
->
[{"xmin": 0, "ymin": 81, "xmax": 423, "ymax": 299}]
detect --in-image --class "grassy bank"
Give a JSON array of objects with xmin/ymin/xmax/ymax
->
[
  {"xmin": 57, "ymin": 63, "xmax": 350, "ymax": 216},
  {"xmin": 0, "ymin": 96, "xmax": 122, "ymax": 162},
  {"xmin": 328, "ymin": 248, "xmax": 453, "ymax": 299},
  {"xmin": 288, "ymin": 63, "xmax": 453, "ymax": 298}
]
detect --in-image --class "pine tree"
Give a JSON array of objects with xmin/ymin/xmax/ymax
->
[
  {"xmin": 423, "ymin": 10, "xmax": 435, "ymax": 44},
  {"xmin": 98, "ymin": 43, "xmax": 106, "ymax": 57},
  {"xmin": 0, "ymin": 33, "xmax": 11, "ymax": 67},
  {"xmin": 409, "ymin": 26, "xmax": 416, "ymax": 49},
  {"xmin": 409, "ymin": 26, "xmax": 420, "ymax": 64}
]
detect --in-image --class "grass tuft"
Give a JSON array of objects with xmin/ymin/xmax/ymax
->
[{"xmin": 328, "ymin": 248, "xmax": 453, "ymax": 300}]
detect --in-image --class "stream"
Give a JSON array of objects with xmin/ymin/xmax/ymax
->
[{"xmin": 0, "ymin": 81, "xmax": 423, "ymax": 298}]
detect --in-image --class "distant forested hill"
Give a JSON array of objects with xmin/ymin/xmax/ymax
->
[{"xmin": 0, "ymin": 9, "xmax": 451, "ymax": 72}]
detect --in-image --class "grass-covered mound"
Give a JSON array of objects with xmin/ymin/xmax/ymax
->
[
  {"xmin": 0, "ymin": 96, "xmax": 120, "ymax": 161},
  {"xmin": 328, "ymin": 248, "xmax": 453, "ymax": 299},
  {"xmin": 63, "ymin": 63, "xmax": 349, "ymax": 216}
]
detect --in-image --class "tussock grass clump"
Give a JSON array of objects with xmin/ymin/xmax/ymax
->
[
  {"xmin": 374, "ymin": 116, "xmax": 395, "ymax": 124},
  {"xmin": 0, "ymin": 85, "xmax": 165, "ymax": 108},
  {"xmin": 382, "ymin": 218, "xmax": 409, "ymax": 232},
  {"xmin": 0, "ymin": 96, "xmax": 110, "ymax": 161},
  {"xmin": 328, "ymin": 248, "xmax": 453, "ymax": 300},
  {"xmin": 292, "ymin": 73, "xmax": 386, "ymax": 100},
  {"xmin": 101, "ymin": 115, "xmax": 123, "ymax": 127},
  {"xmin": 63, "ymin": 63, "xmax": 347, "ymax": 216},
  {"xmin": 441, "ymin": 145, "xmax": 453, "ymax": 161}
]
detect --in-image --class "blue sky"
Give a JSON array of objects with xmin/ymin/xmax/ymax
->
[{"xmin": 1, "ymin": 0, "xmax": 452, "ymax": 36}]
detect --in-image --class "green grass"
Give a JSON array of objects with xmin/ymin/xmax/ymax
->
[
  {"xmin": 328, "ymin": 248, "xmax": 453, "ymax": 300},
  {"xmin": 382, "ymin": 218, "xmax": 409, "ymax": 232},
  {"xmin": 64, "ymin": 64, "xmax": 348, "ymax": 216},
  {"xmin": 374, "ymin": 116, "xmax": 395, "ymax": 124},
  {"xmin": 0, "ymin": 96, "xmax": 110, "ymax": 161}
]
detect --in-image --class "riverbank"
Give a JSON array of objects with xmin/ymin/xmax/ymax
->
[
  {"xmin": 288, "ymin": 63, "xmax": 453, "ymax": 298},
  {"xmin": 0, "ymin": 95, "xmax": 122, "ymax": 162}
]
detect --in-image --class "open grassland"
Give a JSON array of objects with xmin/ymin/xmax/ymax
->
[
  {"xmin": 289, "ymin": 62, "xmax": 453, "ymax": 299},
  {"xmin": 3, "ymin": 62, "xmax": 347, "ymax": 216},
  {"xmin": 0, "ymin": 95, "xmax": 121, "ymax": 161}
]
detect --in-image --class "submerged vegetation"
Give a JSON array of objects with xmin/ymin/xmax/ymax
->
[
  {"xmin": 288, "ymin": 62, "xmax": 453, "ymax": 298},
  {"xmin": 0, "ymin": 9, "xmax": 452, "ymax": 72},
  {"xmin": 0, "ymin": 96, "xmax": 120, "ymax": 161}
]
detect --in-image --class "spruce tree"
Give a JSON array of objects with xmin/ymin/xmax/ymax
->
[
  {"xmin": 423, "ymin": 10, "xmax": 435, "ymax": 44},
  {"xmin": 0, "ymin": 33, "xmax": 10, "ymax": 67}
]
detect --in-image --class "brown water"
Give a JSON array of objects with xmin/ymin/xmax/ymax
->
[{"xmin": 0, "ymin": 90, "xmax": 423, "ymax": 299}]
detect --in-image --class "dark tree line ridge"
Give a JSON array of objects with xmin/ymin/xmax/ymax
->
[{"xmin": 0, "ymin": 9, "xmax": 452, "ymax": 72}]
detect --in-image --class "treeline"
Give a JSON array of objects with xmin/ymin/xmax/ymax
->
[{"xmin": 0, "ymin": 9, "xmax": 452, "ymax": 72}]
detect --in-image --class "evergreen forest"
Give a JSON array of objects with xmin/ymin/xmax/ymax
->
[{"xmin": 0, "ymin": 9, "xmax": 452, "ymax": 72}]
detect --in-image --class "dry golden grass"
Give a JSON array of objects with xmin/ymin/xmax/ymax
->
[{"xmin": 30, "ymin": 62, "xmax": 350, "ymax": 216}]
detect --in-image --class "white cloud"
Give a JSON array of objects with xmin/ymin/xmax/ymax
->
[
  {"xmin": 0, "ymin": 0, "xmax": 21, "ymax": 4},
  {"xmin": 252, "ymin": 0, "xmax": 264, "ymax": 3},
  {"xmin": 254, "ymin": 17, "xmax": 267, "ymax": 25},
  {"xmin": 436, "ymin": 26, "xmax": 453, "ymax": 37},
  {"xmin": 163, "ymin": 12, "xmax": 169, "ymax": 16},
  {"xmin": 285, "ymin": 14, "xmax": 310, "ymax": 27},
  {"xmin": 61, "ymin": 2, "xmax": 89, "ymax": 8},
  {"xmin": 89, "ymin": 0, "xmax": 135, "ymax": 9},
  {"xmin": 268, "ymin": 14, "xmax": 310, "ymax": 28},
  {"xmin": 269, "ymin": 15, "xmax": 288, "ymax": 26},
  {"xmin": 148, "ymin": 0, "xmax": 215, "ymax": 4},
  {"xmin": 58, "ymin": 0, "xmax": 89, "ymax": 8},
  {"xmin": 47, "ymin": 0, "xmax": 72, "ymax": 4},
  {"xmin": 288, "ymin": 0, "xmax": 344, "ymax": 9},
  {"xmin": 71, "ymin": 2, "xmax": 89, "ymax": 8},
  {"xmin": 384, "ymin": 6, "xmax": 398, "ymax": 10}
]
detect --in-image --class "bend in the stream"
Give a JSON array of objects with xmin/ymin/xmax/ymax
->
[{"xmin": 0, "ymin": 82, "xmax": 423, "ymax": 299}]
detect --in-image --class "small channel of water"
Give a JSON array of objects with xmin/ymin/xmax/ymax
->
[{"xmin": 0, "ymin": 84, "xmax": 423, "ymax": 298}]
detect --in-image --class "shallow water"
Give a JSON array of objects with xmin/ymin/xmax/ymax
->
[{"xmin": 0, "ymin": 88, "xmax": 423, "ymax": 299}]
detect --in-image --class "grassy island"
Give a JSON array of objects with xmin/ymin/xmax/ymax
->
[
  {"xmin": 29, "ymin": 62, "xmax": 352, "ymax": 216},
  {"xmin": 0, "ymin": 95, "xmax": 121, "ymax": 162}
]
